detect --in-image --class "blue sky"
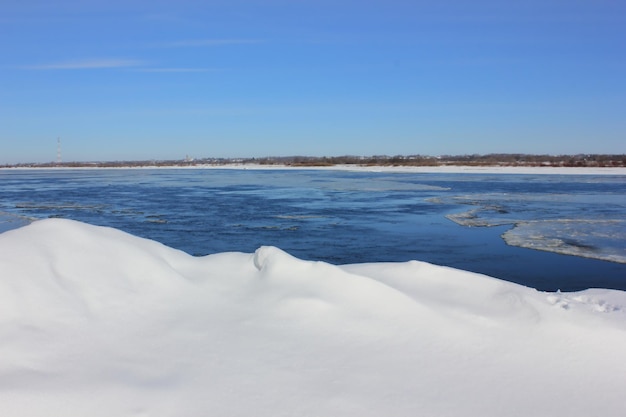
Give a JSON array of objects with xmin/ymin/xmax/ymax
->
[{"xmin": 1, "ymin": 0, "xmax": 625, "ymax": 163}]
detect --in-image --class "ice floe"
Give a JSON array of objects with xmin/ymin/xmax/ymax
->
[{"xmin": 440, "ymin": 192, "xmax": 626, "ymax": 263}]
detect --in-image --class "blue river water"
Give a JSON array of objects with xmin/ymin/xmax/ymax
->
[{"xmin": 1, "ymin": 168, "xmax": 625, "ymax": 292}]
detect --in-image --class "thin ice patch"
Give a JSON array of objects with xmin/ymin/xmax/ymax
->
[{"xmin": 503, "ymin": 220, "xmax": 626, "ymax": 263}]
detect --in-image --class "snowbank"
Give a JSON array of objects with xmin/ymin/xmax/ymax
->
[{"xmin": 1, "ymin": 219, "xmax": 625, "ymax": 416}]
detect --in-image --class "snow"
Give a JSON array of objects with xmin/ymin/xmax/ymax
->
[
  {"xmin": 325, "ymin": 165, "xmax": 626, "ymax": 175},
  {"xmin": 3, "ymin": 165, "xmax": 626, "ymax": 176},
  {"xmin": 1, "ymin": 218, "xmax": 626, "ymax": 416}
]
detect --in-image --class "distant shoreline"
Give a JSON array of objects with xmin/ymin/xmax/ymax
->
[
  {"xmin": 5, "ymin": 152, "xmax": 625, "ymax": 174},
  {"xmin": 2, "ymin": 164, "xmax": 625, "ymax": 175}
]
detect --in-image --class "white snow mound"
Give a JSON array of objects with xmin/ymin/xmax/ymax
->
[{"xmin": 1, "ymin": 219, "xmax": 625, "ymax": 417}]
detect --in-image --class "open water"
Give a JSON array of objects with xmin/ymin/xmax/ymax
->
[{"xmin": 1, "ymin": 168, "xmax": 624, "ymax": 292}]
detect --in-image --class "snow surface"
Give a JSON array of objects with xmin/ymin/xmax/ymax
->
[
  {"xmin": 3, "ymin": 165, "xmax": 625, "ymax": 175},
  {"xmin": 1, "ymin": 219, "xmax": 626, "ymax": 416}
]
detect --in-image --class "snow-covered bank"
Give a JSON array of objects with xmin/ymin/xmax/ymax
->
[
  {"xmin": 180, "ymin": 164, "xmax": 626, "ymax": 175},
  {"xmin": 327, "ymin": 164, "xmax": 626, "ymax": 175},
  {"xmin": 3, "ymin": 164, "xmax": 626, "ymax": 175},
  {"xmin": 1, "ymin": 219, "xmax": 625, "ymax": 416}
]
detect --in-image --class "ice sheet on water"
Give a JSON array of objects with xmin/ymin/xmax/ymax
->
[
  {"xmin": 446, "ymin": 207, "xmax": 515, "ymax": 227},
  {"xmin": 437, "ymin": 193, "xmax": 626, "ymax": 264},
  {"xmin": 503, "ymin": 220, "xmax": 626, "ymax": 263},
  {"xmin": 318, "ymin": 178, "xmax": 450, "ymax": 192},
  {"xmin": 1, "ymin": 201, "xmax": 171, "ymax": 227},
  {"xmin": 274, "ymin": 214, "xmax": 327, "ymax": 220},
  {"xmin": 14, "ymin": 202, "xmax": 108, "ymax": 211},
  {"xmin": 0, "ymin": 211, "xmax": 31, "ymax": 233}
]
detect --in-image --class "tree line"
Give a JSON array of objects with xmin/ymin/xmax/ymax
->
[{"xmin": 3, "ymin": 153, "xmax": 625, "ymax": 168}]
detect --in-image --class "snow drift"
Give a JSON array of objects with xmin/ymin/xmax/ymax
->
[{"xmin": 1, "ymin": 219, "xmax": 625, "ymax": 416}]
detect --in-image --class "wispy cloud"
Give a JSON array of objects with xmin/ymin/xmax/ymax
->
[
  {"xmin": 22, "ymin": 58, "xmax": 144, "ymax": 70},
  {"xmin": 160, "ymin": 39, "xmax": 263, "ymax": 48},
  {"xmin": 133, "ymin": 67, "xmax": 221, "ymax": 73}
]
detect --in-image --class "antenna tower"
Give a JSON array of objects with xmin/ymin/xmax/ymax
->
[{"xmin": 56, "ymin": 137, "xmax": 62, "ymax": 164}]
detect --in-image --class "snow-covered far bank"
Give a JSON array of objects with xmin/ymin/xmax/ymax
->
[
  {"xmin": 340, "ymin": 164, "xmax": 626, "ymax": 175},
  {"xmin": 1, "ymin": 219, "xmax": 626, "ymax": 416},
  {"xmin": 2, "ymin": 164, "xmax": 625, "ymax": 175},
  {"xmin": 209, "ymin": 164, "xmax": 626, "ymax": 175}
]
